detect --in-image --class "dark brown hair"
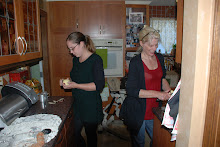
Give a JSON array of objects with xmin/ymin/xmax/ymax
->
[{"xmin": 66, "ymin": 32, "xmax": 96, "ymax": 53}]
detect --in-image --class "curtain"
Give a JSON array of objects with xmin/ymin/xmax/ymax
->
[{"xmin": 150, "ymin": 17, "xmax": 177, "ymax": 53}]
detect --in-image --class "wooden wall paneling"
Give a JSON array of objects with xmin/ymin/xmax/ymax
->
[
  {"xmin": 202, "ymin": 0, "xmax": 220, "ymax": 146},
  {"xmin": 175, "ymin": 0, "xmax": 183, "ymax": 63}
]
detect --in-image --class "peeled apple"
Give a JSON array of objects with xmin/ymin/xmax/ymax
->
[{"xmin": 63, "ymin": 79, "xmax": 70, "ymax": 85}]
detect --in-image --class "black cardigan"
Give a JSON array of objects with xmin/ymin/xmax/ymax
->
[{"xmin": 120, "ymin": 53, "xmax": 166, "ymax": 135}]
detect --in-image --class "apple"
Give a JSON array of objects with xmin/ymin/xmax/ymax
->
[{"xmin": 63, "ymin": 79, "xmax": 70, "ymax": 85}]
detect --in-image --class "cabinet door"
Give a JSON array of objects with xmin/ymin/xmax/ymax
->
[
  {"xmin": 0, "ymin": 0, "xmax": 42, "ymax": 66},
  {"xmin": 48, "ymin": 1, "xmax": 76, "ymax": 96},
  {"xmin": 49, "ymin": 1, "xmax": 77, "ymax": 32},
  {"xmin": 19, "ymin": 0, "xmax": 42, "ymax": 62},
  {"xmin": 102, "ymin": 1, "xmax": 125, "ymax": 38},
  {"xmin": 76, "ymin": 1, "xmax": 102, "ymax": 38},
  {"xmin": 55, "ymin": 124, "xmax": 67, "ymax": 147},
  {"xmin": 0, "ymin": 0, "xmax": 21, "ymax": 66}
]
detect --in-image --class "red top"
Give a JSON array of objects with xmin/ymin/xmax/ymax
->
[{"xmin": 143, "ymin": 55, "xmax": 163, "ymax": 120}]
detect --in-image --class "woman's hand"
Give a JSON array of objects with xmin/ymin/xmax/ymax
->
[
  {"xmin": 157, "ymin": 91, "xmax": 171, "ymax": 101},
  {"xmin": 63, "ymin": 81, "xmax": 78, "ymax": 89},
  {"xmin": 59, "ymin": 79, "xmax": 64, "ymax": 87}
]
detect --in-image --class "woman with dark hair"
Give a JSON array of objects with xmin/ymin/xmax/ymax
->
[{"xmin": 60, "ymin": 32, "xmax": 105, "ymax": 147}]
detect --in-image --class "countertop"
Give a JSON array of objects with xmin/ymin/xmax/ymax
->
[{"xmin": 23, "ymin": 96, "xmax": 74, "ymax": 147}]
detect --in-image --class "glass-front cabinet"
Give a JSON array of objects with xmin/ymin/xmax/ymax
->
[{"xmin": 0, "ymin": 0, "xmax": 41, "ymax": 66}]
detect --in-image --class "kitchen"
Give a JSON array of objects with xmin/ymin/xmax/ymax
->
[{"xmin": 0, "ymin": 0, "xmax": 219, "ymax": 147}]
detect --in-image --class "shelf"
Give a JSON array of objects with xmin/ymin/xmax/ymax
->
[{"xmin": 126, "ymin": 47, "xmax": 138, "ymax": 52}]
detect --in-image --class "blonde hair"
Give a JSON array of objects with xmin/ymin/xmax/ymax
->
[
  {"xmin": 66, "ymin": 32, "xmax": 96, "ymax": 53},
  {"xmin": 137, "ymin": 25, "xmax": 160, "ymax": 52}
]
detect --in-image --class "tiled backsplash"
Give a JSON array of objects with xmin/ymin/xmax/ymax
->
[{"xmin": 149, "ymin": 6, "xmax": 176, "ymax": 18}]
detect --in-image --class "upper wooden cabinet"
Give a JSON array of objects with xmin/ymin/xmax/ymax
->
[
  {"xmin": 75, "ymin": 1, "xmax": 125, "ymax": 39},
  {"xmin": 0, "ymin": 0, "xmax": 42, "ymax": 67},
  {"xmin": 48, "ymin": 1, "xmax": 76, "ymax": 33}
]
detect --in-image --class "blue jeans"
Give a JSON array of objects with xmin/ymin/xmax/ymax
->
[{"xmin": 130, "ymin": 120, "xmax": 154, "ymax": 147}]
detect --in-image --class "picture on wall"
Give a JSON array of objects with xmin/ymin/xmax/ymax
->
[{"xmin": 129, "ymin": 12, "xmax": 143, "ymax": 24}]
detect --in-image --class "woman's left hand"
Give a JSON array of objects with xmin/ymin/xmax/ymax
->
[{"xmin": 157, "ymin": 91, "xmax": 171, "ymax": 101}]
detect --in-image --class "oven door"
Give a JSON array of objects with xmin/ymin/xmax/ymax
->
[{"xmin": 96, "ymin": 47, "xmax": 123, "ymax": 77}]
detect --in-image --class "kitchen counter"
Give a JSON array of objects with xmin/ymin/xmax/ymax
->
[{"xmin": 23, "ymin": 96, "xmax": 74, "ymax": 147}]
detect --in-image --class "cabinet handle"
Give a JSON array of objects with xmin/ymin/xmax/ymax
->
[
  {"xmin": 15, "ymin": 36, "xmax": 24, "ymax": 56},
  {"xmin": 22, "ymin": 37, "xmax": 28, "ymax": 55},
  {"xmin": 76, "ymin": 19, "xmax": 79, "ymax": 29},
  {"xmin": 102, "ymin": 25, "xmax": 105, "ymax": 34},
  {"xmin": 100, "ymin": 25, "xmax": 102, "ymax": 34}
]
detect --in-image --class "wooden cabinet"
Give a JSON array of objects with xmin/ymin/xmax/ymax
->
[
  {"xmin": 47, "ymin": 1, "xmax": 125, "ymax": 96},
  {"xmin": 47, "ymin": 1, "xmax": 76, "ymax": 96},
  {"xmin": 153, "ymin": 115, "xmax": 176, "ymax": 147},
  {"xmin": 0, "ymin": 0, "xmax": 42, "ymax": 66},
  {"xmin": 76, "ymin": 1, "xmax": 125, "ymax": 39},
  {"xmin": 55, "ymin": 109, "xmax": 74, "ymax": 147},
  {"xmin": 48, "ymin": 1, "xmax": 76, "ymax": 32}
]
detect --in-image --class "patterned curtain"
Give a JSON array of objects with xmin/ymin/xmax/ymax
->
[{"xmin": 150, "ymin": 17, "xmax": 177, "ymax": 53}]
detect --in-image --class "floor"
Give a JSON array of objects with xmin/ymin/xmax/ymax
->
[{"xmin": 82, "ymin": 120, "xmax": 151, "ymax": 147}]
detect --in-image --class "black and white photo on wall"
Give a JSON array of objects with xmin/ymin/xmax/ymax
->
[{"xmin": 129, "ymin": 12, "xmax": 143, "ymax": 24}]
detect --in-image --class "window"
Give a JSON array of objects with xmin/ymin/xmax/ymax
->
[{"xmin": 150, "ymin": 17, "xmax": 177, "ymax": 53}]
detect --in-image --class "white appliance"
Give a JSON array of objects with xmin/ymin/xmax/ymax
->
[{"xmin": 92, "ymin": 39, "xmax": 124, "ymax": 77}]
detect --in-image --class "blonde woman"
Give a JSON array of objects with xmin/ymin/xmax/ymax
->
[{"xmin": 121, "ymin": 26, "xmax": 171, "ymax": 147}]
